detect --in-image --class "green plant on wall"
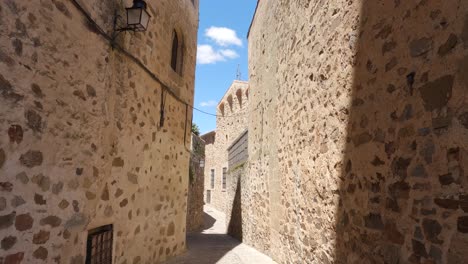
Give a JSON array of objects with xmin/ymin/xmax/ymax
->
[
  {"xmin": 229, "ymin": 162, "xmax": 245, "ymax": 173},
  {"xmin": 193, "ymin": 140, "xmax": 204, "ymax": 157},
  {"xmin": 192, "ymin": 123, "xmax": 200, "ymax": 136}
]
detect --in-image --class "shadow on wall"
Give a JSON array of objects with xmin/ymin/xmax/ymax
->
[
  {"xmin": 203, "ymin": 211, "xmax": 217, "ymax": 231},
  {"xmin": 228, "ymin": 179, "xmax": 243, "ymax": 241},
  {"xmin": 335, "ymin": 1, "xmax": 468, "ymax": 263}
]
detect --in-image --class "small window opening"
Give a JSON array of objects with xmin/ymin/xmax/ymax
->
[
  {"xmin": 236, "ymin": 89, "xmax": 243, "ymax": 106},
  {"xmin": 171, "ymin": 30, "xmax": 184, "ymax": 75},
  {"xmin": 86, "ymin": 224, "xmax": 113, "ymax": 264},
  {"xmin": 210, "ymin": 169, "xmax": 215, "ymax": 189},
  {"xmin": 206, "ymin": 190, "xmax": 211, "ymax": 203},
  {"xmin": 222, "ymin": 167, "xmax": 227, "ymax": 189},
  {"xmin": 219, "ymin": 103, "xmax": 225, "ymax": 116},
  {"xmin": 227, "ymin": 95, "xmax": 233, "ymax": 110}
]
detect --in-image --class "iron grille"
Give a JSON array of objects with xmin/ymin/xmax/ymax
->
[
  {"xmin": 222, "ymin": 167, "xmax": 227, "ymax": 189},
  {"xmin": 207, "ymin": 190, "xmax": 211, "ymax": 203},
  {"xmin": 210, "ymin": 169, "xmax": 215, "ymax": 189},
  {"xmin": 86, "ymin": 224, "xmax": 113, "ymax": 264}
]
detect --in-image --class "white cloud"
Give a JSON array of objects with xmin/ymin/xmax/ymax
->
[
  {"xmin": 220, "ymin": 49, "xmax": 239, "ymax": 59},
  {"xmin": 200, "ymin": 100, "xmax": 218, "ymax": 107},
  {"xmin": 205, "ymin": 27, "xmax": 242, "ymax": 47},
  {"xmin": 197, "ymin": 45, "xmax": 239, "ymax": 64},
  {"xmin": 197, "ymin": 45, "xmax": 225, "ymax": 64}
]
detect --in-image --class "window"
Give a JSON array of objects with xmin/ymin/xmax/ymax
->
[
  {"xmin": 210, "ymin": 169, "xmax": 215, "ymax": 189},
  {"xmin": 227, "ymin": 95, "xmax": 233, "ymax": 110},
  {"xmin": 206, "ymin": 190, "xmax": 211, "ymax": 203},
  {"xmin": 171, "ymin": 30, "xmax": 184, "ymax": 75},
  {"xmin": 86, "ymin": 225, "xmax": 113, "ymax": 264},
  {"xmin": 219, "ymin": 103, "xmax": 225, "ymax": 116},
  {"xmin": 236, "ymin": 89, "xmax": 243, "ymax": 106},
  {"xmin": 222, "ymin": 167, "xmax": 227, "ymax": 190}
]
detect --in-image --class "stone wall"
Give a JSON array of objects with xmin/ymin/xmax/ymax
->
[
  {"xmin": 226, "ymin": 131, "xmax": 248, "ymax": 241},
  {"xmin": 247, "ymin": 0, "xmax": 468, "ymax": 263},
  {"xmin": 226, "ymin": 165, "xmax": 245, "ymax": 242},
  {"xmin": 0, "ymin": 0, "xmax": 198, "ymax": 263},
  {"xmin": 228, "ymin": 130, "xmax": 248, "ymax": 169},
  {"xmin": 203, "ymin": 81, "xmax": 249, "ymax": 213},
  {"xmin": 186, "ymin": 134, "xmax": 205, "ymax": 233}
]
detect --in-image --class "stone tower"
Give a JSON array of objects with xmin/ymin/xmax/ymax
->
[{"xmin": 202, "ymin": 81, "xmax": 249, "ymax": 213}]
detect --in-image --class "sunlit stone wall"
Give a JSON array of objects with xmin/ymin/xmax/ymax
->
[
  {"xmin": 187, "ymin": 134, "xmax": 205, "ymax": 233},
  {"xmin": 0, "ymin": 0, "xmax": 198, "ymax": 262},
  {"xmin": 203, "ymin": 81, "xmax": 249, "ymax": 214},
  {"xmin": 247, "ymin": 0, "xmax": 468, "ymax": 263}
]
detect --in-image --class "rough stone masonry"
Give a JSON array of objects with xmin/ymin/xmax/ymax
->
[
  {"xmin": 246, "ymin": 0, "xmax": 468, "ymax": 263},
  {"xmin": 186, "ymin": 133, "xmax": 205, "ymax": 233},
  {"xmin": 0, "ymin": 0, "xmax": 198, "ymax": 263},
  {"xmin": 202, "ymin": 81, "xmax": 249, "ymax": 213}
]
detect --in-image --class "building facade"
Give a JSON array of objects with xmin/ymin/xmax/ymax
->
[
  {"xmin": 0, "ymin": 0, "xmax": 198, "ymax": 263},
  {"xmin": 202, "ymin": 81, "xmax": 249, "ymax": 214},
  {"xmin": 246, "ymin": 0, "xmax": 468, "ymax": 263},
  {"xmin": 226, "ymin": 130, "xmax": 248, "ymax": 241},
  {"xmin": 186, "ymin": 133, "xmax": 205, "ymax": 233}
]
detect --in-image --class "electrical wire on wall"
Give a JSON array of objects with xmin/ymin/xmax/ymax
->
[
  {"xmin": 70, "ymin": 0, "xmax": 252, "ymax": 120},
  {"xmin": 69, "ymin": 0, "xmax": 195, "ymax": 153},
  {"xmin": 193, "ymin": 104, "xmax": 261, "ymax": 118},
  {"xmin": 184, "ymin": 104, "xmax": 189, "ymax": 149},
  {"xmin": 159, "ymin": 89, "xmax": 167, "ymax": 128}
]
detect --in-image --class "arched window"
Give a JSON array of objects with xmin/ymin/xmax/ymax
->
[
  {"xmin": 171, "ymin": 30, "xmax": 184, "ymax": 75},
  {"xmin": 227, "ymin": 95, "xmax": 233, "ymax": 110},
  {"xmin": 219, "ymin": 103, "xmax": 225, "ymax": 116},
  {"xmin": 236, "ymin": 89, "xmax": 243, "ymax": 106}
]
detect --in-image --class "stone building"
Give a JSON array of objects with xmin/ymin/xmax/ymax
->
[
  {"xmin": 244, "ymin": 0, "xmax": 468, "ymax": 263},
  {"xmin": 202, "ymin": 81, "xmax": 249, "ymax": 214},
  {"xmin": 186, "ymin": 133, "xmax": 205, "ymax": 233},
  {"xmin": 0, "ymin": 0, "xmax": 198, "ymax": 263},
  {"xmin": 225, "ymin": 130, "xmax": 248, "ymax": 241}
]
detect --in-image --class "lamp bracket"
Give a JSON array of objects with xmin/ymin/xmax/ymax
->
[
  {"xmin": 111, "ymin": 13, "xmax": 134, "ymax": 41},
  {"xmin": 111, "ymin": 1, "xmax": 150, "ymax": 43}
]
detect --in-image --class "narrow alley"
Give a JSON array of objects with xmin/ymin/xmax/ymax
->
[
  {"xmin": 164, "ymin": 206, "xmax": 276, "ymax": 264},
  {"xmin": 2, "ymin": 1, "xmax": 468, "ymax": 263}
]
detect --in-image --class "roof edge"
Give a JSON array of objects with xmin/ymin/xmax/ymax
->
[
  {"xmin": 200, "ymin": 130, "xmax": 216, "ymax": 137},
  {"xmin": 247, "ymin": 0, "xmax": 260, "ymax": 39},
  {"xmin": 217, "ymin": 80, "xmax": 250, "ymax": 107}
]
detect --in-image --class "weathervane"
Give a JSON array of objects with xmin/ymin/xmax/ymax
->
[{"xmin": 236, "ymin": 64, "xmax": 242, "ymax": 80}]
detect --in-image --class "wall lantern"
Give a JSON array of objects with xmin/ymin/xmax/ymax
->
[
  {"xmin": 113, "ymin": 0, "xmax": 151, "ymax": 38},
  {"xmin": 126, "ymin": 0, "xmax": 151, "ymax": 32}
]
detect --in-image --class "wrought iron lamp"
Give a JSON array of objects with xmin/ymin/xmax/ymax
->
[{"xmin": 113, "ymin": 0, "xmax": 151, "ymax": 38}]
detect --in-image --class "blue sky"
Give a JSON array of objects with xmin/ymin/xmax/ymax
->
[{"xmin": 193, "ymin": 0, "xmax": 257, "ymax": 134}]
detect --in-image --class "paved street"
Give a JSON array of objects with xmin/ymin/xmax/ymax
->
[{"xmin": 163, "ymin": 206, "xmax": 276, "ymax": 264}]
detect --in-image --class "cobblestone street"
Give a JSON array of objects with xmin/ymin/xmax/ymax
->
[{"xmin": 163, "ymin": 206, "xmax": 276, "ymax": 264}]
